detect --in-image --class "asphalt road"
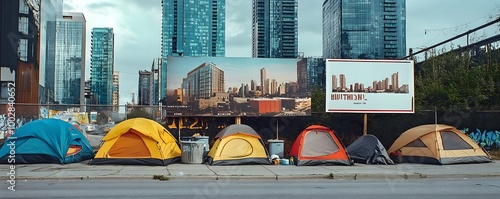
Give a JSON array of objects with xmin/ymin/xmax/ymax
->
[{"xmin": 2, "ymin": 178, "xmax": 500, "ymax": 199}]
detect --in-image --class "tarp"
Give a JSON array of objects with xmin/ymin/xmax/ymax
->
[
  {"xmin": 389, "ymin": 124, "xmax": 492, "ymax": 165},
  {"xmin": 288, "ymin": 125, "xmax": 352, "ymax": 166},
  {"xmin": 207, "ymin": 124, "xmax": 270, "ymax": 165},
  {"xmin": 0, "ymin": 119, "xmax": 95, "ymax": 164},
  {"xmin": 346, "ymin": 134, "xmax": 394, "ymax": 165},
  {"xmin": 90, "ymin": 118, "xmax": 181, "ymax": 165}
]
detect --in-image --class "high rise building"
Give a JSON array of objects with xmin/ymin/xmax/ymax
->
[
  {"xmin": 182, "ymin": 62, "xmax": 225, "ymax": 104},
  {"xmin": 90, "ymin": 27, "xmax": 114, "ymax": 108},
  {"xmin": 270, "ymin": 79, "xmax": 278, "ymax": 95},
  {"xmin": 40, "ymin": 0, "xmax": 63, "ymax": 104},
  {"xmin": 161, "ymin": 0, "xmax": 226, "ymax": 99},
  {"xmin": 339, "ymin": 74, "xmax": 346, "ymax": 91},
  {"xmin": 323, "ymin": 0, "xmax": 406, "ymax": 59},
  {"xmin": 45, "ymin": 12, "xmax": 86, "ymax": 106},
  {"xmin": 250, "ymin": 79, "xmax": 256, "ymax": 91},
  {"xmin": 297, "ymin": 59, "xmax": 308, "ymax": 93},
  {"xmin": 391, "ymin": 72, "xmax": 399, "ymax": 91},
  {"xmin": 260, "ymin": 68, "xmax": 268, "ymax": 94},
  {"xmin": 138, "ymin": 70, "xmax": 154, "ymax": 105},
  {"xmin": 112, "ymin": 71, "xmax": 119, "ymax": 111},
  {"xmin": 0, "ymin": 0, "xmax": 40, "ymax": 106},
  {"xmin": 252, "ymin": 0, "xmax": 298, "ymax": 58},
  {"xmin": 306, "ymin": 57, "xmax": 325, "ymax": 88},
  {"xmin": 332, "ymin": 75, "xmax": 337, "ymax": 90}
]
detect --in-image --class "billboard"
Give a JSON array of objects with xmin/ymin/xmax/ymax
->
[
  {"xmin": 325, "ymin": 59, "xmax": 414, "ymax": 113},
  {"xmin": 166, "ymin": 56, "xmax": 311, "ymax": 117}
]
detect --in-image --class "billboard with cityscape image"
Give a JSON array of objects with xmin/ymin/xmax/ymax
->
[
  {"xmin": 166, "ymin": 56, "xmax": 311, "ymax": 117},
  {"xmin": 325, "ymin": 59, "xmax": 414, "ymax": 113}
]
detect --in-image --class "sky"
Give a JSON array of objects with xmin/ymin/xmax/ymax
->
[{"xmin": 62, "ymin": 0, "xmax": 500, "ymax": 107}]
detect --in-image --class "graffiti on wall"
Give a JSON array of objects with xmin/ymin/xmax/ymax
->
[
  {"xmin": 0, "ymin": 114, "xmax": 32, "ymax": 139},
  {"xmin": 461, "ymin": 128, "xmax": 500, "ymax": 149},
  {"xmin": 164, "ymin": 117, "xmax": 232, "ymax": 136}
]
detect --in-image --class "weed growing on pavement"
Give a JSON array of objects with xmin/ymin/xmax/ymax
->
[
  {"xmin": 153, "ymin": 175, "xmax": 169, "ymax": 181},
  {"xmin": 328, "ymin": 173, "xmax": 334, "ymax": 179},
  {"xmin": 489, "ymin": 151, "xmax": 500, "ymax": 160}
]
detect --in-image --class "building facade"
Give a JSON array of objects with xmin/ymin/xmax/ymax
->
[
  {"xmin": 161, "ymin": 0, "xmax": 226, "ymax": 99},
  {"xmin": 252, "ymin": 0, "xmax": 298, "ymax": 58},
  {"xmin": 45, "ymin": 12, "xmax": 86, "ymax": 106},
  {"xmin": 182, "ymin": 62, "xmax": 225, "ymax": 104},
  {"xmin": 260, "ymin": 68, "xmax": 268, "ymax": 95},
  {"xmin": 306, "ymin": 57, "xmax": 325, "ymax": 88},
  {"xmin": 40, "ymin": 0, "xmax": 63, "ymax": 104},
  {"xmin": 138, "ymin": 70, "xmax": 154, "ymax": 105},
  {"xmin": 90, "ymin": 27, "xmax": 114, "ymax": 107},
  {"xmin": 112, "ymin": 71, "xmax": 119, "ymax": 111},
  {"xmin": 323, "ymin": 0, "xmax": 406, "ymax": 59},
  {"xmin": 0, "ymin": 0, "xmax": 40, "ymax": 107}
]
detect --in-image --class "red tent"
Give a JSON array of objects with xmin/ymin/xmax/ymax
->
[{"xmin": 289, "ymin": 125, "xmax": 352, "ymax": 166}]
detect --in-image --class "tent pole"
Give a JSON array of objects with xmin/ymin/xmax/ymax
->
[
  {"xmin": 363, "ymin": 114, "xmax": 368, "ymax": 135},
  {"xmin": 235, "ymin": 116, "xmax": 241, "ymax": 124}
]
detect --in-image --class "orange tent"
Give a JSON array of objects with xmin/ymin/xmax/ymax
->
[{"xmin": 288, "ymin": 125, "xmax": 352, "ymax": 166}]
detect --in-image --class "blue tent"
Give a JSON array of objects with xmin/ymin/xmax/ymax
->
[{"xmin": 0, "ymin": 119, "xmax": 95, "ymax": 164}]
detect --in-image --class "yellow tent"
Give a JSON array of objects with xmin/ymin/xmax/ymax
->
[
  {"xmin": 90, "ymin": 118, "xmax": 181, "ymax": 165},
  {"xmin": 207, "ymin": 124, "xmax": 270, "ymax": 165},
  {"xmin": 388, "ymin": 124, "xmax": 492, "ymax": 165}
]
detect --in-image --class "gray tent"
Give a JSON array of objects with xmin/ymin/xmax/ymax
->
[{"xmin": 346, "ymin": 134, "xmax": 394, "ymax": 165}]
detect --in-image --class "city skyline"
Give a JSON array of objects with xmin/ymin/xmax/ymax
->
[
  {"xmin": 166, "ymin": 56, "xmax": 299, "ymax": 92},
  {"xmin": 42, "ymin": 1, "xmax": 500, "ymax": 106},
  {"xmin": 332, "ymin": 72, "xmax": 409, "ymax": 93}
]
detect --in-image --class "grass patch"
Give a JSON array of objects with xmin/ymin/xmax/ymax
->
[
  {"xmin": 153, "ymin": 175, "xmax": 170, "ymax": 181},
  {"xmin": 328, "ymin": 173, "xmax": 334, "ymax": 179},
  {"xmin": 488, "ymin": 151, "xmax": 500, "ymax": 160}
]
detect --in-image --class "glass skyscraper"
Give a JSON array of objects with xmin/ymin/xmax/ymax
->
[
  {"xmin": 45, "ymin": 12, "xmax": 86, "ymax": 105},
  {"xmin": 161, "ymin": 0, "xmax": 226, "ymax": 99},
  {"xmin": 323, "ymin": 0, "xmax": 406, "ymax": 59},
  {"xmin": 252, "ymin": 0, "xmax": 298, "ymax": 58},
  {"xmin": 90, "ymin": 27, "xmax": 114, "ymax": 106},
  {"xmin": 40, "ymin": 0, "xmax": 63, "ymax": 104}
]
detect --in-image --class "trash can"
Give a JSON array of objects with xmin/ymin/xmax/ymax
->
[
  {"xmin": 181, "ymin": 141, "xmax": 204, "ymax": 164},
  {"xmin": 193, "ymin": 136, "xmax": 210, "ymax": 157},
  {"xmin": 268, "ymin": 139, "xmax": 284, "ymax": 158},
  {"xmin": 181, "ymin": 136, "xmax": 194, "ymax": 142}
]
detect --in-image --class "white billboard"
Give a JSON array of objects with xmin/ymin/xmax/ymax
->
[{"xmin": 325, "ymin": 59, "xmax": 414, "ymax": 113}]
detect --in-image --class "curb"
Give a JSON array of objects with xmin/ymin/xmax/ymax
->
[
  {"xmin": 2, "ymin": 173, "xmax": 500, "ymax": 181},
  {"xmin": 417, "ymin": 173, "xmax": 500, "ymax": 179}
]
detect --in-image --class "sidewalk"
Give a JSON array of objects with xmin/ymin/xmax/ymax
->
[{"xmin": 1, "ymin": 161, "xmax": 499, "ymax": 181}]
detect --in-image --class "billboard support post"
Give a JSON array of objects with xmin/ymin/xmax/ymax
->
[
  {"xmin": 363, "ymin": 114, "xmax": 368, "ymax": 135},
  {"xmin": 276, "ymin": 119, "xmax": 279, "ymax": 139},
  {"xmin": 177, "ymin": 118, "xmax": 181, "ymax": 142}
]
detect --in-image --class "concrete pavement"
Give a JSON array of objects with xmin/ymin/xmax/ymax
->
[{"xmin": 1, "ymin": 161, "xmax": 499, "ymax": 181}]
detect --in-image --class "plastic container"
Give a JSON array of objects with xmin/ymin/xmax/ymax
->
[
  {"xmin": 192, "ymin": 136, "xmax": 210, "ymax": 157},
  {"xmin": 180, "ymin": 141, "xmax": 204, "ymax": 164},
  {"xmin": 268, "ymin": 139, "xmax": 284, "ymax": 158},
  {"xmin": 181, "ymin": 136, "xmax": 193, "ymax": 141},
  {"xmin": 280, "ymin": 159, "xmax": 289, "ymax": 165}
]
